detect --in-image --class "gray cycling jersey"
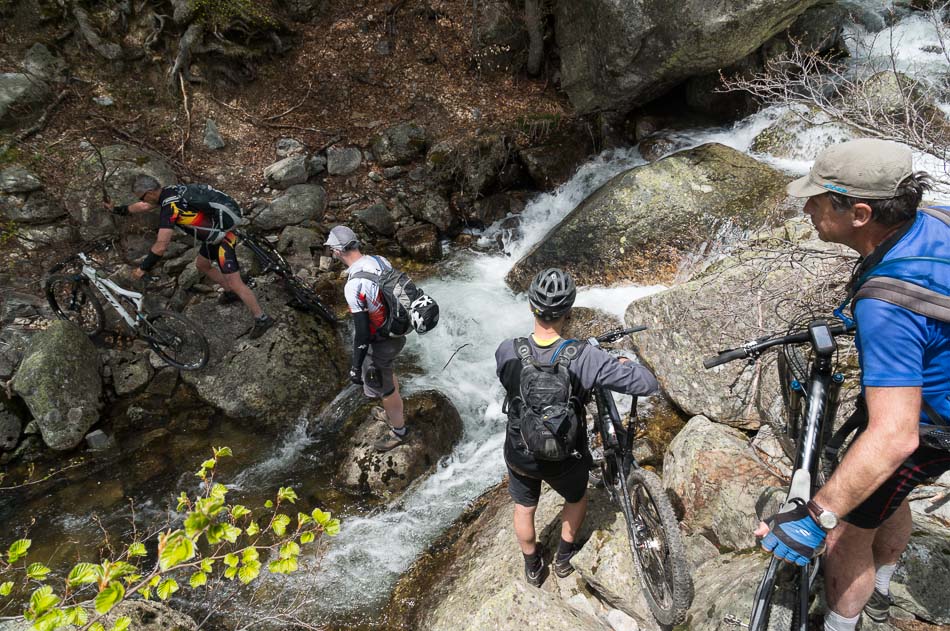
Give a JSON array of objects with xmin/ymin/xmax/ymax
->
[{"xmin": 495, "ymin": 335, "xmax": 659, "ymax": 479}]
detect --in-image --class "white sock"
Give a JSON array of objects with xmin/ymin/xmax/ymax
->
[
  {"xmin": 875, "ymin": 563, "xmax": 898, "ymax": 596},
  {"xmin": 824, "ymin": 610, "xmax": 861, "ymax": 631}
]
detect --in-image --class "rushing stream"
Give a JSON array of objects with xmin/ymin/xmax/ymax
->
[{"xmin": 5, "ymin": 1, "xmax": 950, "ymax": 628}]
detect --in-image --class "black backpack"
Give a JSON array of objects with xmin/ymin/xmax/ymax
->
[
  {"xmin": 353, "ymin": 256, "xmax": 440, "ymax": 337},
  {"xmin": 508, "ymin": 338, "xmax": 583, "ymax": 461}
]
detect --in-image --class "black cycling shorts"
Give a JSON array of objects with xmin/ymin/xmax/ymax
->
[
  {"xmin": 845, "ymin": 443, "xmax": 950, "ymax": 529},
  {"xmin": 198, "ymin": 231, "xmax": 239, "ymax": 274},
  {"xmin": 507, "ymin": 460, "xmax": 589, "ymax": 507}
]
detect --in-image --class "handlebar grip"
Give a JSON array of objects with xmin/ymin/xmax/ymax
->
[{"xmin": 703, "ymin": 348, "xmax": 749, "ymax": 369}]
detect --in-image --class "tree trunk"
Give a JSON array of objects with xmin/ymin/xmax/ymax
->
[{"xmin": 525, "ymin": 0, "xmax": 543, "ymax": 76}]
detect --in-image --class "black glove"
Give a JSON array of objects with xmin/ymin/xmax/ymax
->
[
  {"xmin": 111, "ymin": 205, "xmax": 129, "ymax": 216},
  {"xmin": 349, "ymin": 367, "xmax": 363, "ymax": 386}
]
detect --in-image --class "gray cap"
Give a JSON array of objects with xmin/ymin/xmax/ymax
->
[
  {"xmin": 787, "ymin": 138, "xmax": 914, "ymax": 200},
  {"xmin": 324, "ymin": 225, "xmax": 359, "ymax": 250}
]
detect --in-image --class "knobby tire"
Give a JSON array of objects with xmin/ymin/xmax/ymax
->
[
  {"xmin": 45, "ymin": 274, "xmax": 105, "ymax": 336},
  {"xmin": 624, "ymin": 467, "xmax": 693, "ymax": 626},
  {"xmin": 141, "ymin": 310, "xmax": 209, "ymax": 370}
]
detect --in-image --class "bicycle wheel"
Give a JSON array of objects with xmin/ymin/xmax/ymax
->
[
  {"xmin": 243, "ymin": 233, "xmax": 292, "ymax": 276},
  {"xmin": 761, "ymin": 562, "xmax": 813, "ymax": 631},
  {"xmin": 285, "ymin": 277, "xmax": 337, "ymax": 325},
  {"xmin": 139, "ymin": 310, "xmax": 209, "ymax": 370},
  {"xmin": 624, "ymin": 467, "xmax": 693, "ymax": 626},
  {"xmin": 774, "ymin": 345, "xmax": 808, "ymax": 461},
  {"xmin": 45, "ymin": 274, "xmax": 105, "ymax": 336}
]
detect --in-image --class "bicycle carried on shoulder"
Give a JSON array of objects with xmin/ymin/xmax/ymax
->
[
  {"xmin": 703, "ymin": 319, "xmax": 855, "ymax": 631},
  {"xmin": 45, "ymin": 242, "xmax": 210, "ymax": 370},
  {"xmin": 589, "ymin": 326, "xmax": 694, "ymax": 627},
  {"xmin": 235, "ymin": 229, "xmax": 337, "ymax": 326}
]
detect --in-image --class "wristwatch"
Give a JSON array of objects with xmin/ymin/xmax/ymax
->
[{"xmin": 807, "ymin": 499, "xmax": 840, "ymax": 530}]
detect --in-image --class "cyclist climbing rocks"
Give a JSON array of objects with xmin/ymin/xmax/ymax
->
[
  {"xmin": 495, "ymin": 268, "xmax": 659, "ymax": 587},
  {"xmin": 108, "ymin": 175, "xmax": 274, "ymax": 339}
]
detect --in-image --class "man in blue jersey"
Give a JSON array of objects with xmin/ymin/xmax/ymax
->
[
  {"xmin": 754, "ymin": 139, "xmax": 950, "ymax": 631},
  {"xmin": 496, "ymin": 269, "xmax": 659, "ymax": 586}
]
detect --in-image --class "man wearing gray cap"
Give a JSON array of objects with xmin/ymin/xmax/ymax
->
[
  {"xmin": 325, "ymin": 225, "xmax": 409, "ymax": 452},
  {"xmin": 754, "ymin": 138, "xmax": 950, "ymax": 631}
]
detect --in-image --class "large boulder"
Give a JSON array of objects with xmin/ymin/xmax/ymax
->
[
  {"xmin": 64, "ymin": 144, "xmax": 175, "ymax": 240},
  {"xmin": 397, "ymin": 223, "xmax": 442, "ymax": 262},
  {"xmin": 263, "ymin": 155, "xmax": 309, "ymax": 189},
  {"xmin": 554, "ymin": 0, "xmax": 820, "ymax": 114},
  {"xmin": 625, "ymin": 218, "xmax": 856, "ymax": 429},
  {"xmin": 371, "ymin": 122, "xmax": 429, "ymax": 166},
  {"xmin": 354, "ymin": 202, "xmax": 396, "ymax": 237},
  {"xmin": 427, "ymin": 133, "xmax": 511, "ymax": 197},
  {"xmin": 518, "ymin": 122, "xmax": 596, "ymax": 189},
  {"xmin": 751, "ymin": 107, "xmax": 859, "ymax": 161},
  {"xmin": 14, "ymin": 223, "xmax": 78, "ymax": 250},
  {"xmin": 0, "ymin": 72, "xmax": 51, "ymax": 129},
  {"xmin": 0, "ymin": 190, "xmax": 66, "ymax": 224},
  {"xmin": 0, "ymin": 166, "xmax": 42, "ymax": 193},
  {"xmin": 337, "ymin": 391, "xmax": 463, "ymax": 499},
  {"xmin": 680, "ymin": 550, "xmax": 771, "ymax": 630},
  {"xmin": 252, "ymin": 184, "xmax": 327, "ymax": 230},
  {"xmin": 101, "ymin": 601, "xmax": 198, "ymax": 631},
  {"xmin": 663, "ymin": 416, "xmax": 783, "ymax": 550},
  {"xmin": 410, "ymin": 192, "xmax": 457, "ymax": 234},
  {"xmin": 472, "ymin": 0, "xmax": 529, "ymax": 72},
  {"xmin": 11, "ymin": 321, "xmax": 102, "ymax": 450},
  {"xmin": 181, "ymin": 284, "xmax": 346, "ymax": 427},
  {"xmin": 890, "ymin": 529, "xmax": 950, "ymax": 624},
  {"xmin": 327, "ymin": 146, "xmax": 362, "ymax": 175},
  {"xmin": 507, "ymin": 143, "xmax": 789, "ymax": 291}
]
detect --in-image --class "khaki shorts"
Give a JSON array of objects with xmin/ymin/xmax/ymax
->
[{"xmin": 362, "ymin": 335, "xmax": 406, "ymax": 398}]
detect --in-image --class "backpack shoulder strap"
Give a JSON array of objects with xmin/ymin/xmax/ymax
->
[
  {"xmin": 372, "ymin": 255, "xmax": 392, "ymax": 272},
  {"xmin": 552, "ymin": 339, "xmax": 582, "ymax": 366},
  {"xmin": 922, "ymin": 207, "xmax": 950, "ymax": 227},
  {"xmin": 854, "ymin": 276, "xmax": 950, "ymax": 322},
  {"xmin": 351, "ymin": 271, "xmax": 380, "ymax": 283},
  {"xmin": 514, "ymin": 337, "xmax": 534, "ymax": 366}
]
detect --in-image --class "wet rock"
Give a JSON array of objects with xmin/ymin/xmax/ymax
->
[
  {"xmin": 457, "ymin": 192, "xmax": 522, "ymax": 228},
  {"xmin": 555, "ymin": 0, "xmax": 817, "ymax": 114},
  {"xmin": 0, "ymin": 190, "xmax": 66, "ymax": 223},
  {"xmin": 518, "ymin": 122, "xmax": 596, "ymax": 189},
  {"xmin": 327, "ymin": 146, "xmax": 363, "ymax": 175},
  {"xmin": 751, "ymin": 108, "xmax": 859, "ymax": 161},
  {"xmin": 507, "ymin": 143, "xmax": 789, "ymax": 291},
  {"xmin": 0, "ymin": 408, "xmax": 21, "ymax": 451},
  {"xmin": 397, "ymin": 223, "xmax": 441, "ymax": 262},
  {"xmin": 0, "ymin": 166, "xmax": 42, "ymax": 193},
  {"xmin": 638, "ymin": 133, "xmax": 686, "ymax": 162},
  {"xmin": 203, "ymin": 118, "xmax": 226, "ymax": 150},
  {"xmin": 427, "ymin": 133, "xmax": 510, "ymax": 197},
  {"xmin": 181, "ymin": 284, "xmax": 346, "ymax": 427},
  {"xmin": 663, "ymin": 416, "xmax": 783, "ymax": 550},
  {"xmin": 371, "ymin": 122, "xmax": 429, "ymax": 166},
  {"xmin": 101, "ymin": 600, "xmax": 198, "ymax": 631},
  {"xmin": 0, "ymin": 72, "xmax": 51, "ymax": 129},
  {"xmin": 276, "ymin": 137, "xmax": 307, "ymax": 158},
  {"xmin": 253, "ymin": 184, "xmax": 327, "ymax": 230},
  {"xmin": 338, "ymin": 391, "xmax": 463, "ymax": 499},
  {"xmin": 789, "ymin": 2, "xmax": 849, "ymax": 53},
  {"xmin": 113, "ymin": 358, "xmax": 153, "ymax": 396},
  {"xmin": 11, "ymin": 321, "xmax": 102, "ymax": 450},
  {"xmin": 65, "ymin": 144, "xmax": 175, "ymax": 240},
  {"xmin": 625, "ymin": 217, "xmax": 857, "ymax": 429},
  {"xmin": 264, "ymin": 155, "xmax": 309, "ymax": 189},
  {"xmin": 354, "ymin": 202, "xmax": 396, "ymax": 236},
  {"xmin": 85, "ymin": 429, "xmax": 117, "ymax": 451},
  {"xmin": 411, "ymin": 192, "xmax": 457, "ymax": 234}
]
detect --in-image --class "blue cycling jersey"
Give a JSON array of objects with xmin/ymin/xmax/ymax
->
[{"xmin": 854, "ymin": 208, "xmax": 950, "ymax": 424}]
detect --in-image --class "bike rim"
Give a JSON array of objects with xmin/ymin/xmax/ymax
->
[
  {"xmin": 143, "ymin": 317, "xmax": 203, "ymax": 368},
  {"xmin": 630, "ymin": 482, "xmax": 675, "ymax": 610}
]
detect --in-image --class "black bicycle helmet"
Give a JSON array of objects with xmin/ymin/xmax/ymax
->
[{"xmin": 528, "ymin": 268, "xmax": 576, "ymax": 321}]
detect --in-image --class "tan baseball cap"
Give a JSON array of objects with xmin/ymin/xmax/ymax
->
[{"xmin": 786, "ymin": 138, "xmax": 914, "ymax": 199}]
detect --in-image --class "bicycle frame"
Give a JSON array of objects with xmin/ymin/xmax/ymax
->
[{"xmin": 75, "ymin": 253, "xmax": 144, "ymax": 330}]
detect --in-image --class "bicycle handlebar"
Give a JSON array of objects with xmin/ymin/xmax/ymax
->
[
  {"xmin": 48, "ymin": 239, "xmax": 116, "ymax": 274},
  {"xmin": 702, "ymin": 323, "xmax": 854, "ymax": 369},
  {"xmin": 592, "ymin": 325, "xmax": 648, "ymax": 345}
]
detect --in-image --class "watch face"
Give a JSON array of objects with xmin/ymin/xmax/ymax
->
[{"xmin": 818, "ymin": 512, "xmax": 839, "ymax": 530}]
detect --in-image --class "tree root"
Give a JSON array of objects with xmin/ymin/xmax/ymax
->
[{"xmin": 169, "ymin": 21, "xmax": 205, "ymax": 86}]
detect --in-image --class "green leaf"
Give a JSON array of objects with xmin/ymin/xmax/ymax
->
[
  {"xmin": 311, "ymin": 508, "xmax": 331, "ymax": 526},
  {"xmin": 184, "ymin": 512, "xmax": 211, "ymax": 537},
  {"xmin": 189, "ymin": 572, "xmax": 208, "ymax": 588},
  {"xmin": 0, "ymin": 581, "xmax": 13, "ymax": 596},
  {"xmin": 29, "ymin": 585, "xmax": 59, "ymax": 616},
  {"xmin": 223, "ymin": 567, "xmax": 238, "ymax": 580},
  {"xmin": 108, "ymin": 562, "xmax": 138, "ymax": 580},
  {"xmin": 33, "ymin": 609, "xmax": 65, "ymax": 631},
  {"xmin": 111, "ymin": 616, "xmax": 132, "ymax": 631},
  {"xmin": 222, "ymin": 525, "xmax": 242, "ymax": 544},
  {"xmin": 297, "ymin": 512, "xmax": 312, "ymax": 527},
  {"xmin": 224, "ymin": 553, "xmax": 239, "ymax": 568},
  {"xmin": 325, "ymin": 519, "xmax": 341, "ymax": 537},
  {"xmin": 91, "ymin": 623, "xmax": 106, "ymax": 631},
  {"xmin": 245, "ymin": 521, "xmax": 260, "ymax": 537},
  {"xmin": 137, "ymin": 587, "xmax": 151, "ymax": 601},
  {"xmin": 123, "ymin": 573, "xmax": 142, "ymax": 586},
  {"xmin": 177, "ymin": 492, "xmax": 190, "ymax": 512},
  {"xmin": 264, "ymin": 500, "xmax": 273, "ymax": 508},
  {"xmin": 127, "ymin": 542, "xmax": 147, "ymax": 558},
  {"xmin": 7, "ymin": 539, "xmax": 31, "ymax": 563},
  {"xmin": 159, "ymin": 532, "xmax": 195, "ymax": 571},
  {"xmin": 279, "ymin": 542, "xmax": 300, "ymax": 559},
  {"xmin": 213, "ymin": 446, "xmax": 233, "ymax": 458},
  {"xmin": 64, "ymin": 605, "xmax": 88, "ymax": 625},
  {"xmin": 267, "ymin": 558, "xmax": 298, "ymax": 574},
  {"xmin": 230, "ymin": 505, "xmax": 251, "ymax": 520},
  {"xmin": 238, "ymin": 560, "xmax": 261, "ymax": 584},
  {"xmin": 271, "ymin": 514, "xmax": 291, "ymax": 536},
  {"xmin": 242, "ymin": 548, "xmax": 260, "ymax": 564},
  {"xmin": 67, "ymin": 562, "xmax": 99, "ymax": 586},
  {"xmin": 210, "ymin": 483, "xmax": 228, "ymax": 502},
  {"xmin": 156, "ymin": 578, "xmax": 178, "ymax": 601},
  {"xmin": 26, "ymin": 562, "xmax": 51, "ymax": 581},
  {"xmin": 200, "ymin": 458, "xmax": 216, "ymax": 470},
  {"xmin": 94, "ymin": 581, "xmax": 124, "ymax": 614},
  {"xmin": 277, "ymin": 487, "xmax": 298, "ymax": 504},
  {"xmin": 148, "ymin": 575, "xmax": 161, "ymax": 587},
  {"xmin": 300, "ymin": 532, "xmax": 315, "ymax": 545},
  {"xmin": 205, "ymin": 523, "xmax": 226, "ymax": 545},
  {"xmin": 200, "ymin": 558, "xmax": 214, "ymax": 573}
]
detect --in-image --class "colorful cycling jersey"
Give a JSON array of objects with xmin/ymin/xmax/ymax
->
[
  {"xmin": 158, "ymin": 184, "xmax": 242, "ymax": 242},
  {"xmin": 344, "ymin": 255, "xmax": 391, "ymax": 335},
  {"xmin": 854, "ymin": 208, "xmax": 950, "ymax": 424}
]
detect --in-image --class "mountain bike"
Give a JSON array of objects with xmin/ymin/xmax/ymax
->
[
  {"xmin": 703, "ymin": 319, "xmax": 854, "ymax": 631},
  {"xmin": 589, "ymin": 326, "xmax": 694, "ymax": 627},
  {"xmin": 45, "ymin": 242, "xmax": 209, "ymax": 370},
  {"xmin": 235, "ymin": 230, "xmax": 337, "ymax": 326}
]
